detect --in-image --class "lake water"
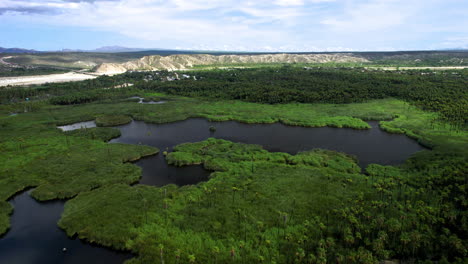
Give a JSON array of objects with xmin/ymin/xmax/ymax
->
[
  {"xmin": 110, "ymin": 119, "xmax": 425, "ymax": 186},
  {"xmin": 0, "ymin": 191, "xmax": 131, "ymax": 264},
  {"xmin": 1, "ymin": 118, "xmax": 426, "ymax": 264}
]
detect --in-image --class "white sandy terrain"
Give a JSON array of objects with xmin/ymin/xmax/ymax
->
[{"xmin": 0, "ymin": 72, "xmax": 99, "ymax": 87}]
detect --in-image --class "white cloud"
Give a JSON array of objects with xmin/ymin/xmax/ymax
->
[
  {"xmin": 1, "ymin": 0, "xmax": 305, "ymax": 49},
  {"xmin": 436, "ymin": 36, "xmax": 468, "ymax": 49},
  {"xmin": 0, "ymin": 0, "xmax": 466, "ymax": 51},
  {"xmin": 320, "ymin": 0, "xmax": 425, "ymax": 32},
  {"xmin": 274, "ymin": 0, "xmax": 305, "ymax": 6}
]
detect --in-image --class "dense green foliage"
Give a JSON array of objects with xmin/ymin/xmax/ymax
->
[
  {"xmin": 60, "ymin": 138, "xmax": 467, "ymax": 263},
  {"xmin": 2, "ymin": 65, "xmax": 466, "ymax": 129},
  {"xmin": 138, "ymin": 67, "xmax": 467, "ymax": 128},
  {"xmin": 64, "ymin": 127, "xmax": 121, "ymax": 142}
]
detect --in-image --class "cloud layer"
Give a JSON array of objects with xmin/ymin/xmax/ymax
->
[{"xmin": 0, "ymin": 0, "xmax": 467, "ymax": 51}]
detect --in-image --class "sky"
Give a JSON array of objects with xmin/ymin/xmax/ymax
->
[{"xmin": 0, "ymin": 0, "xmax": 467, "ymax": 52}]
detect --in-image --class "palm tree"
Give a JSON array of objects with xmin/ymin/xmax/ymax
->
[
  {"xmin": 188, "ymin": 254, "xmax": 196, "ymax": 264},
  {"xmin": 159, "ymin": 244, "xmax": 165, "ymax": 264},
  {"xmin": 212, "ymin": 246, "xmax": 219, "ymax": 264}
]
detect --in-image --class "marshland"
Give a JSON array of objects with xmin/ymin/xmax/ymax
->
[{"xmin": 0, "ymin": 65, "xmax": 466, "ymax": 263}]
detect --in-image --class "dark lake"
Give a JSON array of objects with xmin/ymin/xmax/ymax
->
[
  {"xmin": 0, "ymin": 191, "xmax": 130, "ymax": 264},
  {"xmin": 0, "ymin": 118, "xmax": 426, "ymax": 264}
]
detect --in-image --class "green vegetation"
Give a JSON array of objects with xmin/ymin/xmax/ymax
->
[
  {"xmin": 140, "ymin": 67, "xmax": 467, "ymax": 128},
  {"xmin": 64, "ymin": 127, "xmax": 121, "ymax": 142},
  {"xmin": 0, "ymin": 111, "xmax": 158, "ymax": 233},
  {"xmin": 59, "ymin": 138, "xmax": 467, "ymax": 263},
  {"xmin": 0, "ymin": 201, "xmax": 12, "ymax": 235},
  {"xmin": 2, "ymin": 66, "xmax": 466, "ymax": 129},
  {"xmin": 96, "ymin": 115, "xmax": 132, "ymax": 127},
  {"xmin": 142, "ymin": 96, "xmax": 160, "ymax": 102},
  {"xmin": 0, "ymin": 62, "xmax": 466, "ymax": 263}
]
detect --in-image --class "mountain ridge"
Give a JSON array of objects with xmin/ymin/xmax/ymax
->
[
  {"xmin": 93, "ymin": 53, "xmax": 369, "ymax": 74},
  {"xmin": 0, "ymin": 47, "xmax": 40, "ymax": 54}
]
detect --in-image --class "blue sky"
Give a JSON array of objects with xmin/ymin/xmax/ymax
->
[{"xmin": 0, "ymin": 0, "xmax": 467, "ymax": 51}]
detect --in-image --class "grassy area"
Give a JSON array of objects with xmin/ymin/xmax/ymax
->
[
  {"xmin": 0, "ymin": 110, "xmax": 158, "ymax": 233},
  {"xmin": 64, "ymin": 127, "xmax": 122, "ymax": 142},
  {"xmin": 0, "ymin": 201, "xmax": 12, "ymax": 235},
  {"xmin": 22, "ymin": 96, "xmax": 464, "ymax": 148}
]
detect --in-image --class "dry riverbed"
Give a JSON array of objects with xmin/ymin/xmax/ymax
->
[{"xmin": 0, "ymin": 71, "xmax": 99, "ymax": 87}]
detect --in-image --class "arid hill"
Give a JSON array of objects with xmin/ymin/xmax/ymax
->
[{"xmin": 93, "ymin": 53, "xmax": 369, "ymax": 74}]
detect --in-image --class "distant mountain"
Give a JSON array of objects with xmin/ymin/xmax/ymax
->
[
  {"xmin": 92, "ymin": 46, "xmax": 150, "ymax": 53},
  {"xmin": 0, "ymin": 47, "xmax": 40, "ymax": 53},
  {"xmin": 442, "ymin": 47, "xmax": 468, "ymax": 51},
  {"xmin": 0, "ymin": 46, "xmax": 155, "ymax": 53}
]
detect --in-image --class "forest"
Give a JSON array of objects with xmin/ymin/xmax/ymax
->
[
  {"xmin": 1, "ymin": 66, "xmax": 467, "ymax": 129},
  {"xmin": 138, "ymin": 67, "xmax": 467, "ymax": 129}
]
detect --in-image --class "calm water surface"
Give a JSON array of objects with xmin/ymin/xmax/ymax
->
[
  {"xmin": 0, "ymin": 191, "xmax": 131, "ymax": 264},
  {"xmin": 0, "ymin": 118, "xmax": 426, "ymax": 264}
]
